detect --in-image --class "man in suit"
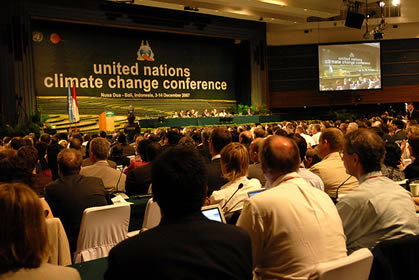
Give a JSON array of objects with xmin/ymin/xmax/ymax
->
[
  {"xmin": 247, "ymin": 137, "xmax": 266, "ymax": 186},
  {"xmin": 197, "ymin": 127, "xmax": 212, "ymax": 162},
  {"xmin": 390, "ymin": 119, "xmax": 407, "ymax": 142},
  {"xmin": 206, "ymin": 127, "xmax": 231, "ymax": 195},
  {"xmin": 406, "ymin": 102, "xmax": 419, "ymax": 121},
  {"xmin": 80, "ymin": 137, "xmax": 126, "ymax": 193},
  {"xmin": 105, "ymin": 145, "xmax": 253, "ymax": 280},
  {"xmin": 125, "ymin": 141, "xmax": 161, "ymax": 196},
  {"xmin": 45, "ymin": 148, "xmax": 110, "ymax": 253}
]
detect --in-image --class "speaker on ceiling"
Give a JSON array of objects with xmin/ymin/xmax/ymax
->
[{"xmin": 345, "ymin": 11, "xmax": 365, "ymax": 29}]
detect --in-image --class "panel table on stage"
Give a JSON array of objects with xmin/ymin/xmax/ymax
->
[{"xmin": 139, "ymin": 115, "xmax": 277, "ymax": 128}]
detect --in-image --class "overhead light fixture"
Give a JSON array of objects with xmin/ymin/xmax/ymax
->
[
  {"xmin": 184, "ymin": 6, "xmax": 199, "ymax": 11},
  {"xmin": 392, "ymin": 0, "xmax": 400, "ymax": 6}
]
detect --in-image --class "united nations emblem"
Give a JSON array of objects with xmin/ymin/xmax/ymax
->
[
  {"xmin": 32, "ymin": 31, "xmax": 43, "ymax": 43},
  {"xmin": 137, "ymin": 40, "xmax": 155, "ymax": 61}
]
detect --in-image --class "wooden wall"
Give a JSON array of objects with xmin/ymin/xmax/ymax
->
[{"xmin": 268, "ymin": 39, "xmax": 419, "ymax": 111}]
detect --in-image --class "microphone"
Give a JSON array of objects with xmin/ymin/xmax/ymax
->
[
  {"xmin": 222, "ymin": 183, "xmax": 244, "ymax": 210},
  {"xmin": 332, "ymin": 175, "xmax": 352, "ymax": 204}
]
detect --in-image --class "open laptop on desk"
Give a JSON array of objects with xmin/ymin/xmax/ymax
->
[{"xmin": 201, "ymin": 205, "xmax": 226, "ymax": 223}]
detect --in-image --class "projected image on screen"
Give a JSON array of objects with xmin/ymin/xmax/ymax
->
[{"xmin": 318, "ymin": 42, "xmax": 381, "ymax": 92}]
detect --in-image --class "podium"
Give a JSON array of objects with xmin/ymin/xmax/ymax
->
[{"xmin": 99, "ymin": 111, "xmax": 115, "ymax": 132}]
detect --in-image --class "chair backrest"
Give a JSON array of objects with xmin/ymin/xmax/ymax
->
[
  {"xmin": 311, "ymin": 248, "xmax": 373, "ymax": 280},
  {"xmin": 73, "ymin": 203, "xmax": 130, "ymax": 263},
  {"xmin": 45, "ymin": 217, "xmax": 72, "ymax": 266},
  {"xmin": 369, "ymin": 234, "xmax": 419, "ymax": 280},
  {"xmin": 142, "ymin": 199, "xmax": 161, "ymax": 229}
]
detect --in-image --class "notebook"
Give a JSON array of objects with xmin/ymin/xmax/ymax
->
[{"xmin": 201, "ymin": 205, "xmax": 226, "ymax": 223}]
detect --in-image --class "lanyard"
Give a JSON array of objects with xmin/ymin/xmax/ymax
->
[{"xmin": 363, "ymin": 175, "xmax": 384, "ymax": 182}]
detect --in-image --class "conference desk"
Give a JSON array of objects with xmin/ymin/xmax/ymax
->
[
  {"xmin": 69, "ymin": 196, "xmax": 151, "ymax": 280},
  {"xmin": 127, "ymin": 195, "xmax": 151, "ymax": 232},
  {"xmin": 71, "ymin": 257, "xmax": 108, "ymax": 280},
  {"xmin": 139, "ymin": 115, "xmax": 282, "ymax": 128}
]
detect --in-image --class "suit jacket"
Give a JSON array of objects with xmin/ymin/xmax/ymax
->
[
  {"xmin": 82, "ymin": 158, "xmax": 117, "ymax": 169},
  {"xmin": 390, "ymin": 130, "xmax": 407, "ymax": 142},
  {"xmin": 80, "ymin": 161, "xmax": 126, "ymax": 193},
  {"xmin": 309, "ymin": 152, "xmax": 358, "ymax": 197},
  {"xmin": 197, "ymin": 143, "xmax": 212, "ymax": 163},
  {"xmin": 248, "ymin": 162, "xmax": 266, "ymax": 186},
  {"xmin": 45, "ymin": 174, "xmax": 110, "ymax": 253},
  {"xmin": 125, "ymin": 163, "xmax": 152, "ymax": 196},
  {"xmin": 407, "ymin": 110, "xmax": 419, "ymax": 121},
  {"xmin": 105, "ymin": 212, "xmax": 253, "ymax": 280},
  {"xmin": 206, "ymin": 157, "xmax": 228, "ymax": 196}
]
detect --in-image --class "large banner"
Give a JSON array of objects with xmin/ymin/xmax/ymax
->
[{"xmin": 32, "ymin": 20, "xmax": 236, "ymax": 103}]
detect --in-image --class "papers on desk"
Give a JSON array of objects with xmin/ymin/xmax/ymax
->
[{"xmin": 112, "ymin": 195, "xmax": 133, "ymax": 205}]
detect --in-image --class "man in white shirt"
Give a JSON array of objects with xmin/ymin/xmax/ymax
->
[
  {"xmin": 80, "ymin": 137, "xmax": 126, "ymax": 193},
  {"xmin": 237, "ymin": 136, "xmax": 347, "ymax": 280},
  {"xmin": 311, "ymin": 124, "xmax": 322, "ymax": 145},
  {"xmin": 337, "ymin": 128, "xmax": 419, "ymax": 253},
  {"xmin": 295, "ymin": 125, "xmax": 315, "ymax": 147}
]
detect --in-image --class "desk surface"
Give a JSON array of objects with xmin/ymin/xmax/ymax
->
[
  {"xmin": 71, "ymin": 257, "xmax": 108, "ymax": 280},
  {"xmin": 127, "ymin": 195, "xmax": 151, "ymax": 232}
]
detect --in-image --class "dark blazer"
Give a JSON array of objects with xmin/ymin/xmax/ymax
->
[
  {"xmin": 105, "ymin": 212, "xmax": 253, "ymax": 280},
  {"xmin": 125, "ymin": 163, "xmax": 152, "ymax": 196},
  {"xmin": 404, "ymin": 159, "xmax": 419, "ymax": 180},
  {"xmin": 206, "ymin": 157, "xmax": 228, "ymax": 196},
  {"xmin": 407, "ymin": 110, "xmax": 419, "ymax": 121},
  {"xmin": 197, "ymin": 144, "xmax": 212, "ymax": 163},
  {"xmin": 390, "ymin": 130, "xmax": 407, "ymax": 142},
  {"xmin": 45, "ymin": 174, "xmax": 110, "ymax": 252}
]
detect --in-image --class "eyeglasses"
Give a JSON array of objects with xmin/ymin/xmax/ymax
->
[{"xmin": 339, "ymin": 151, "xmax": 354, "ymax": 160}]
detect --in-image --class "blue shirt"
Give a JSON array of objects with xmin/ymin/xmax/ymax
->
[{"xmin": 336, "ymin": 171, "xmax": 419, "ymax": 253}]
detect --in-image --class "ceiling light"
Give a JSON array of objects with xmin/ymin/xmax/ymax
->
[
  {"xmin": 392, "ymin": 0, "xmax": 400, "ymax": 6},
  {"xmin": 304, "ymin": 8, "xmax": 308, "ymax": 11},
  {"xmin": 259, "ymin": 0, "xmax": 287, "ymax": 6}
]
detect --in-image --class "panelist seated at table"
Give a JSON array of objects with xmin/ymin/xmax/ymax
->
[{"xmin": 105, "ymin": 145, "xmax": 252, "ymax": 280}]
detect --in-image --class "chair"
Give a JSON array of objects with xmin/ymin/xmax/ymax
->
[
  {"xmin": 45, "ymin": 217, "xmax": 72, "ymax": 266},
  {"xmin": 310, "ymin": 248, "xmax": 373, "ymax": 280},
  {"xmin": 369, "ymin": 234, "xmax": 419, "ymax": 280},
  {"xmin": 142, "ymin": 198, "xmax": 161, "ymax": 229},
  {"xmin": 73, "ymin": 203, "xmax": 130, "ymax": 263}
]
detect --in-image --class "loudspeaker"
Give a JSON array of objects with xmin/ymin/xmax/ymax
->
[{"xmin": 345, "ymin": 11, "xmax": 365, "ymax": 29}]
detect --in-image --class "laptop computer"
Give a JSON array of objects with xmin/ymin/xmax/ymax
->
[
  {"xmin": 247, "ymin": 188, "xmax": 266, "ymax": 198},
  {"xmin": 201, "ymin": 205, "xmax": 226, "ymax": 224}
]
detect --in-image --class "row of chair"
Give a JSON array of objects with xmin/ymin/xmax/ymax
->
[{"xmin": 61, "ymin": 198, "xmax": 418, "ymax": 280}]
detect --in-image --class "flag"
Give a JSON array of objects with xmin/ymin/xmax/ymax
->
[{"xmin": 67, "ymin": 83, "xmax": 80, "ymax": 123}]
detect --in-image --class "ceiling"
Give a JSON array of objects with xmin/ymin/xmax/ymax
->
[{"xmin": 124, "ymin": 0, "xmax": 344, "ymax": 26}]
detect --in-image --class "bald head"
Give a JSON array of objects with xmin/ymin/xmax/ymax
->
[{"xmin": 261, "ymin": 136, "xmax": 300, "ymax": 180}]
